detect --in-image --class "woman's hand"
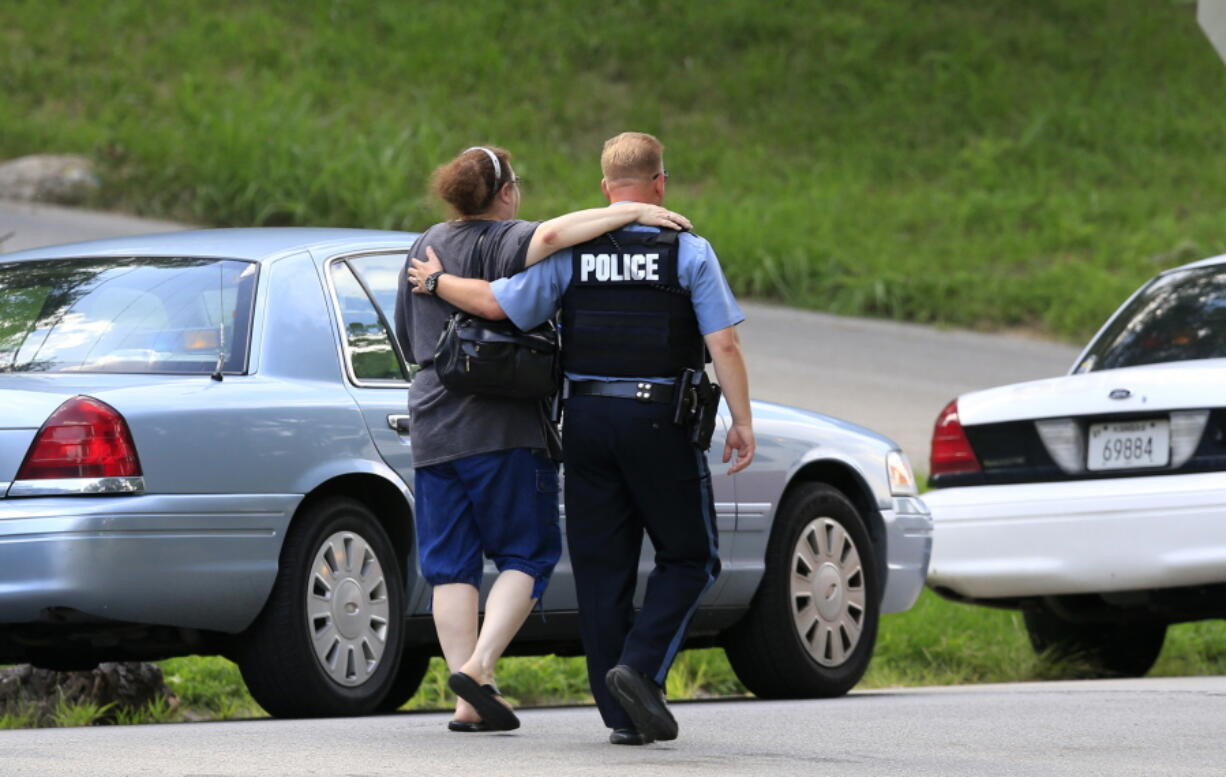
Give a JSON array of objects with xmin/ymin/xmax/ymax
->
[
  {"xmin": 407, "ymin": 246, "xmax": 444, "ymax": 294},
  {"xmin": 634, "ymin": 204, "xmax": 693, "ymax": 231}
]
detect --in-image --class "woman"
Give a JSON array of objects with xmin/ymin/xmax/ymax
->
[{"xmin": 393, "ymin": 145, "xmax": 690, "ymax": 732}]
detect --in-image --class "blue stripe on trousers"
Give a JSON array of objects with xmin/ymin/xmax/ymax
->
[{"xmin": 653, "ymin": 446, "xmax": 720, "ymax": 685}]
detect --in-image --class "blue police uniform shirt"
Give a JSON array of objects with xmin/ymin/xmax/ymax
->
[{"xmin": 490, "ymin": 217, "xmax": 744, "ymax": 383}]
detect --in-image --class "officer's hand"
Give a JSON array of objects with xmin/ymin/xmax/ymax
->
[
  {"xmin": 407, "ymin": 246, "xmax": 444, "ymax": 294},
  {"xmin": 637, "ymin": 204, "xmax": 693, "ymax": 232},
  {"xmin": 723, "ymin": 422, "xmax": 755, "ymax": 474}
]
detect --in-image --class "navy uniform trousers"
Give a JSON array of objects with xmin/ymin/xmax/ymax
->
[{"xmin": 562, "ymin": 393, "xmax": 721, "ymax": 731}]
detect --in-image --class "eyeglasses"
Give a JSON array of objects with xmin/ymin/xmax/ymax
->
[
  {"xmin": 651, "ymin": 170, "xmax": 670, "ymax": 182},
  {"xmin": 509, "ymin": 176, "xmax": 524, "ymax": 187}
]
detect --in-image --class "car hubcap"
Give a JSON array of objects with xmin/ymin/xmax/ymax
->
[
  {"xmin": 307, "ymin": 531, "xmax": 391, "ymax": 686},
  {"xmin": 789, "ymin": 517, "xmax": 866, "ymax": 667}
]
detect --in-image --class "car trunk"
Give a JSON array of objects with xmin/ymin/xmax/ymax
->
[
  {"xmin": 931, "ymin": 361, "xmax": 1226, "ymax": 488},
  {"xmin": 956, "ymin": 359, "xmax": 1226, "ymax": 426}
]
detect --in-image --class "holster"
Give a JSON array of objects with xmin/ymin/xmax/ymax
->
[{"xmin": 672, "ymin": 369, "xmax": 721, "ymax": 451}]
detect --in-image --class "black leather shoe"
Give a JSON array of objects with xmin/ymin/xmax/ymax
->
[
  {"xmin": 605, "ymin": 664, "xmax": 678, "ymax": 742},
  {"xmin": 609, "ymin": 727, "xmax": 654, "ymax": 746}
]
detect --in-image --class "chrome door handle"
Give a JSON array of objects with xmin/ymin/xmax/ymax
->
[{"xmin": 387, "ymin": 414, "xmax": 411, "ymax": 433}]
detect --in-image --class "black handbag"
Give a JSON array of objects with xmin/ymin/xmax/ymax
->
[
  {"xmin": 430, "ymin": 226, "xmax": 560, "ymax": 399},
  {"xmin": 433, "ymin": 311, "xmax": 560, "ymax": 400}
]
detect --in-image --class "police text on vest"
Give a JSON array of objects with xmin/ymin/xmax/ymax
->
[{"xmin": 579, "ymin": 252, "xmax": 660, "ymax": 282}]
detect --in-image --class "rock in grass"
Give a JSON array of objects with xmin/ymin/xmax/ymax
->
[
  {"xmin": 0, "ymin": 154, "xmax": 100, "ymax": 204},
  {"xmin": 0, "ymin": 662, "xmax": 176, "ymax": 723}
]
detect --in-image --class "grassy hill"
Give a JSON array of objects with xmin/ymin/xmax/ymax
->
[{"xmin": 4, "ymin": 0, "xmax": 1226, "ymax": 338}]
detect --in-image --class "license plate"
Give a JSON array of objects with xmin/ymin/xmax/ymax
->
[{"xmin": 1086, "ymin": 419, "xmax": 1170, "ymax": 471}]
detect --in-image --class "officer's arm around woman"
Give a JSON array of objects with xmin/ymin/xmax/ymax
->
[
  {"xmin": 408, "ymin": 247, "xmax": 755, "ymax": 474},
  {"xmin": 523, "ymin": 203, "xmax": 691, "ymax": 267}
]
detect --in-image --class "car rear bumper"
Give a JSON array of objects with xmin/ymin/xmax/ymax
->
[
  {"xmin": 925, "ymin": 471, "xmax": 1226, "ymax": 600},
  {"xmin": 0, "ymin": 493, "xmax": 298, "ymax": 632},
  {"xmin": 881, "ymin": 496, "xmax": 933, "ymax": 613}
]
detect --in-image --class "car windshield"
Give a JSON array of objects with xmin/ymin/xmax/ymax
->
[
  {"xmin": 0, "ymin": 257, "xmax": 257, "ymax": 374},
  {"xmin": 1077, "ymin": 265, "xmax": 1226, "ymax": 373}
]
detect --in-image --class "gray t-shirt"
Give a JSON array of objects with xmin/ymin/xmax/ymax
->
[{"xmin": 394, "ymin": 219, "xmax": 556, "ymax": 468}]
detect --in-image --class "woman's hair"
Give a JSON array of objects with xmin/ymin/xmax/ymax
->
[{"xmin": 430, "ymin": 145, "xmax": 512, "ymax": 217}]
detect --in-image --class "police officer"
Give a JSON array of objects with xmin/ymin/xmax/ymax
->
[{"xmin": 409, "ymin": 131, "xmax": 755, "ymax": 745}]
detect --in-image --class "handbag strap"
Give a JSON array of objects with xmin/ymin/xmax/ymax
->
[{"xmin": 470, "ymin": 224, "xmax": 494, "ymax": 281}]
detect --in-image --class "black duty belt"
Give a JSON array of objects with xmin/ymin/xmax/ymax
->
[{"xmin": 568, "ymin": 380, "xmax": 675, "ymax": 404}]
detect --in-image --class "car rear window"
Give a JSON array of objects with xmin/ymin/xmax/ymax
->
[
  {"xmin": 0, "ymin": 257, "xmax": 257, "ymax": 374},
  {"xmin": 1078, "ymin": 265, "xmax": 1226, "ymax": 373}
]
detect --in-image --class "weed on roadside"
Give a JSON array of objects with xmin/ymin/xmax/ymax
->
[
  {"xmin": 111, "ymin": 697, "xmax": 178, "ymax": 726},
  {"xmin": 0, "ymin": 707, "xmax": 39, "ymax": 729},
  {"xmin": 50, "ymin": 697, "xmax": 115, "ymax": 728}
]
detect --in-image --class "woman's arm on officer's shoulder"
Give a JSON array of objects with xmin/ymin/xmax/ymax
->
[
  {"xmin": 705, "ymin": 325, "xmax": 755, "ymax": 474},
  {"xmin": 524, "ymin": 204, "xmax": 693, "ymax": 267},
  {"xmin": 408, "ymin": 247, "xmax": 507, "ymax": 320}
]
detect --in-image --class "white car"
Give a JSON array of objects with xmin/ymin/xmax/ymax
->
[{"xmin": 924, "ymin": 253, "xmax": 1226, "ymax": 677}]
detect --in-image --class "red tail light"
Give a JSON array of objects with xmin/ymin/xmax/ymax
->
[
  {"xmin": 930, "ymin": 399, "xmax": 981, "ymax": 476},
  {"xmin": 17, "ymin": 396, "xmax": 142, "ymax": 480}
]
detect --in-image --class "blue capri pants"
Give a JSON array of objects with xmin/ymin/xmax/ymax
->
[{"xmin": 415, "ymin": 447, "xmax": 561, "ymax": 600}]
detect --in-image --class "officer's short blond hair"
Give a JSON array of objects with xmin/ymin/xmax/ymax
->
[{"xmin": 601, "ymin": 132, "xmax": 664, "ymax": 182}]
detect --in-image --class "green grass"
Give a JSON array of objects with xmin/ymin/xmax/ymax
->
[
  {"xmin": 159, "ymin": 655, "xmax": 265, "ymax": 721},
  {"xmin": 5, "ymin": 1, "xmax": 1226, "ymax": 338},
  {"xmin": 870, "ymin": 591, "xmax": 1226, "ymax": 686}
]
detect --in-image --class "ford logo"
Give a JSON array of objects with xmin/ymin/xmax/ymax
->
[{"xmin": 1109, "ymin": 388, "xmax": 1132, "ymax": 400}]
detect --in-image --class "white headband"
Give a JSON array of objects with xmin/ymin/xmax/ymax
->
[{"xmin": 463, "ymin": 146, "xmax": 501, "ymax": 185}]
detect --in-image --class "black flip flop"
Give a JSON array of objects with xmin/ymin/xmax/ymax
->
[
  {"xmin": 448, "ymin": 672, "xmax": 520, "ymax": 731},
  {"xmin": 448, "ymin": 719, "xmax": 492, "ymax": 733}
]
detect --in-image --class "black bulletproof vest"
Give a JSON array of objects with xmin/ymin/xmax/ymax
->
[{"xmin": 561, "ymin": 229, "xmax": 705, "ymax": 377}]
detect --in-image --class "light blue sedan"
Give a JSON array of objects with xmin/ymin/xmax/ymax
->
[{"xmin": 0, "ymin": 229, "xmax": 931, "ymax": 717}]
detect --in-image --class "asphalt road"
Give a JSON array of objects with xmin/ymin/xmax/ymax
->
[
  {"xmin": 4, "ymin": 677, "xmax": 1224, "ymax": 777},
  {"xmin": 0, "ymin": 199, "xmax": 1081, "ymax": 461},
  {"xmin": 0, "ymin": 198, "xmax": 188, "ymax": 254}
]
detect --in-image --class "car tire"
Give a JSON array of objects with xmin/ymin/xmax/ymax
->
[
  {"xmin": 374, "ymin": 649, "xmax": 431, "ymax": 713},
  {"xmin": 1022, "ymin": 607, "xmax": 1166, "ymax": 678},
  {"xmin": 238, "ymin": 496, "xmax": 404, "ymax": 717},
  {"xmin": 722, "ymin": 482, "xmax": 880, "ymax": 698}
]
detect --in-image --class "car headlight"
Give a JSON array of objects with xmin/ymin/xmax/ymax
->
[{"xmin": 886, "ymin": 450, "xmax": 918, "ymax": 496}]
